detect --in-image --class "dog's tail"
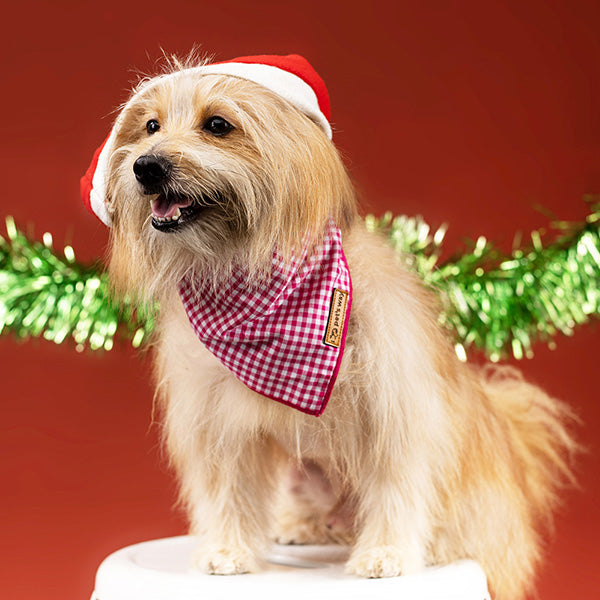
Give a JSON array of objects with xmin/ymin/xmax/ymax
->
[
  {"xmin": 482, "ymin": 364, "xmax": 578, "ymax": 517},
  {"xmin": 477, "ymin": 364, "xmax": 579, "ymax": 600}
]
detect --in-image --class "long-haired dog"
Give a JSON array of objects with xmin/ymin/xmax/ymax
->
[{"xmin": 82, "ymin": 53, "xmax": 577, "ymax": 600}]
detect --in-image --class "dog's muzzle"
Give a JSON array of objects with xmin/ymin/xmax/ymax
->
[{"xmin": 133, "ymin": 154, "xmax": 221, "ymax": 233}]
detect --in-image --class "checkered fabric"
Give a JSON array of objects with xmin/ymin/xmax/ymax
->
[{"xmin": 178, "ymin": 221, "xmax": 352, "ymax": 416}]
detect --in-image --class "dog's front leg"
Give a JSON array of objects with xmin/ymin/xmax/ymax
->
[
  {"xmin": 345, "ymin": 461, "xmax": 432, "ymax": 578},
  {"xmin": 189, "ymin": 435, "xmax": 279, "ymax": 575}
]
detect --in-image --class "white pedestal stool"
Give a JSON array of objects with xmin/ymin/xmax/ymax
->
[{"xmin": 91, "ymin": 536, "xmax": 491, "ymax": 600}]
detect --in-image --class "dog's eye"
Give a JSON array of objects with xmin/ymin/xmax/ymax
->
[
  {"xmin": 203, "ymin": 116, "xmax": 233, "ymax": 137},
  {"xmin": 146, "ymin": 119, "xmax": 160, "ymax": 135}
]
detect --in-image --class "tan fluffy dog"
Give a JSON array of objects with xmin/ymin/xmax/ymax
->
[{"xmin": 100, "ymin": 58, "xmax": 576, "ymax": 600}]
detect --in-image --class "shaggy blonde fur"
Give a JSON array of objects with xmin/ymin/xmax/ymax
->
[{"xmin": 104, "ymin": 61, "xmax": 577, "ymax": 600}]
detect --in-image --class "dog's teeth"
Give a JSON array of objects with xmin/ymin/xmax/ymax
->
[
  {"xmin": 157, "ymin": 211, "xmax": 180, "ymax": 223},
  {"xmin": 153, "ymin": 213, "xmax": 181, "ymax": 225}
]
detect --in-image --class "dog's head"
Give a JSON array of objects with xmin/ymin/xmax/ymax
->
[{"xmin": 83, "ymin": 55, "xmax": 357, "ymax": 301}]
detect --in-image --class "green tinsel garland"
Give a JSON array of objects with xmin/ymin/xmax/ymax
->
[
  {"xmin": 366, "ymin": 199, "xmax": 600, "ymax": 361},
  {"xmin": 1, "ymin": 201, "xmax": 599, "ymax": 359},
  {"xmin": 0, "ymin": 217, "xmax": 153, "ymax": 352}
]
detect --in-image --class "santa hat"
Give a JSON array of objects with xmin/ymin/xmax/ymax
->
[{"xmin": 81, "ymin": 54, "xmax": 332, "ymax": 226}]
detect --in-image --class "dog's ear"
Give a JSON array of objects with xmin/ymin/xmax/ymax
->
[{"xmin": 80, "ymin": 130, "xmax": 116, "ymax": 227}]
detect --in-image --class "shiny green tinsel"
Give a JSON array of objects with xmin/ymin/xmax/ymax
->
[
  {"xmin": 1, "ymin": 202, "xmax": 599, "ymax": 358},
  {"xmin": 0, "ymin": 217, "xmax": 153, "ymax": 351},
  {"xmin": 366, "ymin": 199, "xmax": 600, "ymax": 361}
]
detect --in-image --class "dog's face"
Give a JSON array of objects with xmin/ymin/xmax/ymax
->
[{"xmin": 105, "ymin": 69, "xmax": 356, "ymax": 300}]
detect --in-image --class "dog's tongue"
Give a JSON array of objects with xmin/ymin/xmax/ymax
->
[{"xmin": 152, "ymin": 194, "xmax": 193, "ymax": 219}]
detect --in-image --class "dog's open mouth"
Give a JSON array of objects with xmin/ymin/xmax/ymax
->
[{"xmin": 150, "ymin": 193, "xmax": 218, "ymax": 232}]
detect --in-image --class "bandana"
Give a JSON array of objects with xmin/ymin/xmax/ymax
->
[{"xmin": 178, "ymin": 221, "xmax": 352, "ymax": 416}]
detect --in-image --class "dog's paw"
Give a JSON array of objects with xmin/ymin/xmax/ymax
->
[
  {"xmin": 275, "ymin": 515, "xmax": 331, "ymax": 545},
  {"xmin": 275, "ymin": 513, "xmax": 353, "ymax": 545},
  {"xmin": 192, "ymin": 545, "xmax": 258, "ymax": 575},
  {"xmin": 345, "ymin": 546, "xmax": 424, "ymax": 578}
]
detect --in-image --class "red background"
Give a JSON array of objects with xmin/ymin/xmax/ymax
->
[{"xmin": 1, "ymin": 1, "xmax": 599, "ymax": 598}]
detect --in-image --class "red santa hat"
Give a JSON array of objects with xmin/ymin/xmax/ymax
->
[{"xmin": 81, "ymin": 54, "xmax": 332, "ymax": 226}]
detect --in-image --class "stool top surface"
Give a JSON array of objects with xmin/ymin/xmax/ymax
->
[{"xmin": 92, "ymin": 536, "xmax": 491, "ymax": 600}]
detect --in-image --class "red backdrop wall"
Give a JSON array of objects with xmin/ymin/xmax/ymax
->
[{"xmin": 1, "ymin": 1, "xmax": 599, "ymax": 598}]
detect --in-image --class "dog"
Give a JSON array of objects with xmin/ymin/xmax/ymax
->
[{"xmin": 81, "ymin": 53, "xmax": 576, "ymax": 600}]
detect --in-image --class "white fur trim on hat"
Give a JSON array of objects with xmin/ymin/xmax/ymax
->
[
  {"xmin": 191, "ymin": 62, "xmax": 332, "ymax": 139},
  {"xmin": 88, "ymin": 129, "xmax": 116, "ymax": 227}
]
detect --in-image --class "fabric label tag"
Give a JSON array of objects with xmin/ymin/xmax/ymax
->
[{"xmin": 323, "ymin": 288, "xmax": 349, "ymax": 348}]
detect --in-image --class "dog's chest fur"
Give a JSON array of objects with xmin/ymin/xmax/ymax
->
[{"xmin": 158, "ymin": 295, "xmax": 343, "ymax": 460}]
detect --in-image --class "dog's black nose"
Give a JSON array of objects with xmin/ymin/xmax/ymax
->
[{"xmin": 133, "ymin": 155, "xmax": 171, "ymax": 191}]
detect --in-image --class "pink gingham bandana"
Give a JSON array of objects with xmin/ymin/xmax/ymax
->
[{"xmin": 178, "ymin": 221, "xmax": 352, "ymax": 416}]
